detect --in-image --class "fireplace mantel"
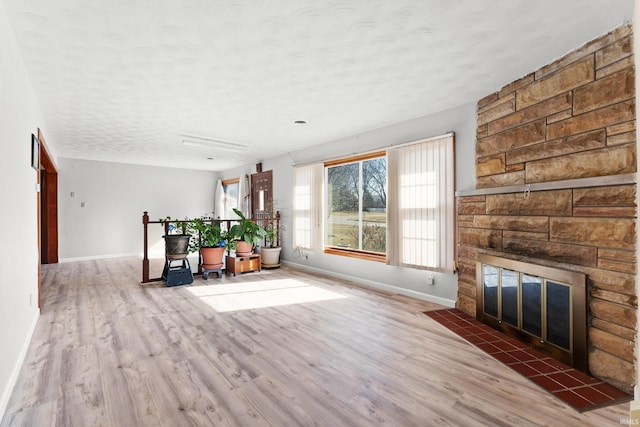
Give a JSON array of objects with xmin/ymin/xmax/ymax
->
[{"xmin": 456, "ymin": 173, "xmax": 636, "ymax": 198}]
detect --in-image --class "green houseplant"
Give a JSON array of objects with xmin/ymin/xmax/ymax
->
[
  {"xmin": 189, "ymin": 218, "xmax": 224, "ymax": 249},
  {"xmin": 189, "ymin": 217, "xmax": 226, "ymax": 275},
  {"xmin": 229, "ymin": 208, "xmax": 266, "ymax": 256},
  {"xmin": 260, "ymin": 221, "xmax": 282, "ymax": 267}
]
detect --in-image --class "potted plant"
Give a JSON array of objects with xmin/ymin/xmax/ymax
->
[
  {"xmin": 190, "ymin": 217, "xmax": 226, "ymax": 277},
  {"xmin": 261, "ymin": 221, "xmax": 281, "ymax": 267},
  {"xmin": 160, "ymin": 216, "xmax": 192, "ymax": 259},
  {"xmin": 229, "ymin": 208, "xmax": 266, "ymax": 256}
]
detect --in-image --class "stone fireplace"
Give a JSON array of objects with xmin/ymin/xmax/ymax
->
[{"xmin": 456, "ymin": 24, "xmax": 636, "ymax": 393}]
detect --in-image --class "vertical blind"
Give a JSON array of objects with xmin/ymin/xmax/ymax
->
[
  {"xmin": 293, "ymin": 163, "xmax": 323, "ymax": 250},
  {"xmin": 386, "ymin": 134, "xmax": 455, "ymax": 273}
]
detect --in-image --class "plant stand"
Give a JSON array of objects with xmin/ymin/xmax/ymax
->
[
  {"xmin": 202, "ymin": 266, "xmax": 222, "ymax": 280},
  {"xmin": 226, "ymin": 254, "xmax": 261, "ymax": 276},
  {"xmin": 261, "ymin": 263, "xmax": 280, "ymax": 269},
  {"xmin": 162, "ymin": 257, "xmax": 194, "ymax": 287},
  {"xmin": 260, "ymin": 247, "xmax": 281, "ymax": 269},
  {"xmin": 200, "ymin": 247, "xmax": 226, "ymax": 280}
]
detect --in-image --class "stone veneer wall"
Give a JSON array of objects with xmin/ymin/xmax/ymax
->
[{"xmin": 456, "ymin": 24, "xmax": 636, "ymax": 393}]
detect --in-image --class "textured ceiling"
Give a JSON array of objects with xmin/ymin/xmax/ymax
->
[{"xmin": 3, "ymin": 0, "xmax": 634, "ymax": 171}]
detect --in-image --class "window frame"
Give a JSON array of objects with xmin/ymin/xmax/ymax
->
[{"xmin": 324, "ymin": 151, "xmax": 387, "ymax": 262}]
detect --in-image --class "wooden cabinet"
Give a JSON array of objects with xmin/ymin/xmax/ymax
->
[{"xmin": 226, "ymin": 254, "xmax": 261, "ymax": 276}]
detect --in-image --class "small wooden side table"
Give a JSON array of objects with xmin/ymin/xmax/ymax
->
[{"xmin": 226, "ymin": 254, "xmax": 261, "ymax": 276}]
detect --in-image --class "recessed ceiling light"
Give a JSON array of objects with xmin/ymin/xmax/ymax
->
[
  {"xmin": 294, "ymin": 120, "xmax": 307, "ymax": 125},
  {"xmin": 206, "ymin": 157, "xmax": 213, "ymax": 160}
]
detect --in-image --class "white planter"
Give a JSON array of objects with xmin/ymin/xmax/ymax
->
[{"xmin": 261, "ymin": 247, "xmax": 281, "ymax": 267}]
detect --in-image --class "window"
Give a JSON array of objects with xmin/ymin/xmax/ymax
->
[
  {"xmin": 222, "ymin": 178, "xmax": 239, "ymax": 219},
  {"xmin": 292, "ymin": 133, "xmax": 454, "ymax": 272},
  {"xmin": 325, "ymin": 152, "xmax": 387, "ymax": 260},
  {"xmin": 387, "ymin": 133, "xmax": 455, "ymax": 272}
]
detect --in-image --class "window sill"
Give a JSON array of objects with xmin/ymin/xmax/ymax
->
[{"xmin": 324, "ymin": 247, "xmax": 386, "ymax": 263}]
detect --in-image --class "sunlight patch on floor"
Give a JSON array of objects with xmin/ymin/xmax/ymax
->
[{"xmin": 186, "ymin": 278, "xmax": 348, "ymax": 312}]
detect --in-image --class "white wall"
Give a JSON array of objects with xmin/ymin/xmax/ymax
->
[
  {"xmin": 0, "ymin": 2, "xmax": 48, "ymax": 419},
  {"xmin": 257, "ymin": 103, "xmax": 477, "ymax": 305},
  {"xmin": 58, "ymin": 158, "xmax": 217, "ymax": 260}
]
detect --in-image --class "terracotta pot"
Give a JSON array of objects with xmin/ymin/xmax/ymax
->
[
  {"xmin": 200, "ymin": 246, "xmax": 225, "ymax": 270},
  {"xmin": 235, "ymin": 241, "xmax": 253, "ymax": 256}
]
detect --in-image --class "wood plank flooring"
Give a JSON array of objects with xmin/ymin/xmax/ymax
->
[{"xmin": 1, "ymin": 257, "xmax": 630, "ymax": 426}]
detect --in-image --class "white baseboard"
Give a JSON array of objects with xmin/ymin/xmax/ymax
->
[
  {"xmin": 282, "ymin": 261, "xmax": 456, "ymax": 308},
  {"xmin": 0, "ymin": 309, "xmax": 40, "ymax": 422},
  {"xmin": 60, "ymin": 252, "xmax": 140, "ymax": 263}
]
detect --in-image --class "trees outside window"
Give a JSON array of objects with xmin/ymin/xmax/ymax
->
[{"xmin": 326, "ymin": 154, "xmax": 387, "ymax": 254}]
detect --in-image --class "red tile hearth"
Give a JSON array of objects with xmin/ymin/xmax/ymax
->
[{"xmin": 424, "ymin": 308, "xmax": 631, "ymax": 412}]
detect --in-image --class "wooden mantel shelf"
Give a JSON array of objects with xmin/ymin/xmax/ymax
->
[{"xmin": 455, "ymin": 173, "xmax": 637, "ymax": 198}]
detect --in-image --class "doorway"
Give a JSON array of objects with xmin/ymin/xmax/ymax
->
[
  {"xmin": 36, "ymin": 130, "xmax": 59, "ymax": 308},
  {"xmin": 37, "ymin": 129, "xmax": 58, "ymax": 265}
]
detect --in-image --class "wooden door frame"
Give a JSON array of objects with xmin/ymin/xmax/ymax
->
[
  {"xmin": 36, "ymin": 129, "xmax": 59, "ymax": 307},
  {"xmin": 250, "ymin": 170, "xmax": 273, "ymax": 220}
]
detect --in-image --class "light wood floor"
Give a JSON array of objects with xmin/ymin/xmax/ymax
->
[{"xmin": 1, "ymin": 257, "xmax": 630, "ymax": 426}]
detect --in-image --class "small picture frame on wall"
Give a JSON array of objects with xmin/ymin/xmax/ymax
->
[{"xmin": 31, "ymin": 133, "xmax": 40, "ymax": 170}]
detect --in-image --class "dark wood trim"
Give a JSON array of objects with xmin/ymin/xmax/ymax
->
[
  {"xmin": 250, "ymin": 170, "xmax": 272, "ymax": 220},
  {"xmin": 142, "ymin": 212, "xmax": 150, "ymax": 283},
  {"xmin": 35, "ymin": 133, "xmax": 41, "ymax": 309},
  {"xmin": 38, "ymin": 129, "xmax": 58, "ymax": 264}
]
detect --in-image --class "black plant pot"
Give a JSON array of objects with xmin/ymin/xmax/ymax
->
[{"xmin": 164, "ymin": 234, "xmax": 191, "ymax": 259}]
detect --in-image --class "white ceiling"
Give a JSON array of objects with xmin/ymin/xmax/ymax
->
[{"xmin": 3, "ymin": 0, "xmax": 634, "ymax": 171}]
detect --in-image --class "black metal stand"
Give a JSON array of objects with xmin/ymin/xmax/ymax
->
[{"xmin": 162, "ymin": 257, "xmax": 194, "ymax": 287}]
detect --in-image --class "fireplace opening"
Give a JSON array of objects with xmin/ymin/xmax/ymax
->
[{"xmin": 476, "ymin": 254, "xmax": 587, "ymax": 372}]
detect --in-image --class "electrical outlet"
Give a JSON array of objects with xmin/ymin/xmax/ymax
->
[{"xmin": 426, "ymin": 275, "xmax": 435, "ymax": 286}]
